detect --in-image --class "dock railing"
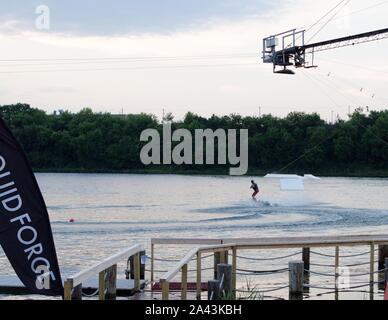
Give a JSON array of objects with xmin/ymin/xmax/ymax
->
[
  {"xmin": 154, "ymin": 235, "xmax": 388, "ymax": 300},
  {"xmin": 64, "ymin": 243, "xmax": 145, "ymax": 300},
  {"xmin": 159, "ymin": 244, "xmax": 237, "ymax": 300}
]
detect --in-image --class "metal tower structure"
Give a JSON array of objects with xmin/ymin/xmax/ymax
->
[{"xmin": 262, "ymin": 27, "xmax": 388, "ymax": 74}]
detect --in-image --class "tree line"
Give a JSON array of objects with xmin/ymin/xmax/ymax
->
[{"xmin": 1, "ymin": 103, "xmax": 387, "ymax": 176}]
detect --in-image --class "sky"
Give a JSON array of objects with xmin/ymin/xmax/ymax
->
[
  {"xmin": 0, "ymin": 0, "xmax": 387, "ymax": 121},
  {"xmin": 0, "ymin": 0, "xmax": 277, "ymax": 35}
]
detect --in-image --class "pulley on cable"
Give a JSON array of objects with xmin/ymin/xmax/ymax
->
[{"xmin": 261, "ymin": 0, "xmax": 388, "ymax": 74}]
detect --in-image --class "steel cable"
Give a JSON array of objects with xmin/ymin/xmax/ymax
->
[
  {"xmin": 235, "ymin": 285, "xmax": 289, "ymax": 294},
  {"xmin": 234, "ymin": 252, "xmax": 301, "ymax": 261}
]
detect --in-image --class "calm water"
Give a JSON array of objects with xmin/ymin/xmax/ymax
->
[{"xmin": 1, "ymin": 173, "xmax": 388, "ymax": 300}]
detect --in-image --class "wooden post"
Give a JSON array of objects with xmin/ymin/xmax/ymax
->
[
  {"xmin": 134, "ymin": 253, "xmax": 141, "ymax": 291},
  {"xmin": 106, "ymin": 265, "xmax": 117, "ymax": 300},
  {"xmin": 220, "ymin": 251, "xmax": 226, "ymax": 264},
  {"xmin": 98, "ymin": 265, "xmax": 117, "ymax": 300},
  {"xmin": 214, "ymin": 252, "xmax": 221, "ymax": 279},
  {"xmin": 140, "ymin": 250, "xmax": 146, "ymax": 280},
  {"xmin": 222, "ymin": 251, "xmax": 229, "ymax": 264},
  {"xmin": 335, "ymin": 247, "xmax": 340, "ymax": 270},
  {"xmin": 63, "ymin": 280, "xmax": 73, "ymax": 301},
  {"xmin": 370, "ymin": 243, "xmax": 375, "ymax": 301},
  {"xmin": 181, "ymin": 264, "xmax": 188, "ymax": 300},
  {"xmin": 217, "ymin": 264, "xmax": 232, "ymax": 299},
  {"xmin": 151, "ymin": 243, "xmax": 155, "ymax": 283},
  {"xmin": 302, "ymin": 248, "xmax": 310, "ymax": 273},
  {"xmin": 214, "ymin": 251, "xmax": 229, "ymax": 279},
  {"xmin": 289, "ymin": 261, "xmax": 304, "ymax": 300},
  {"xmin": 130, "ymin": 251, "xmax": 145, "ymax": 280},
  {"xmin": 98, "ymin": 270, "xmax": 106, "ymax": 301},
  {"xmin": 208, "ymin": 280, "xmax": 221, "ymax": 300},
  {"xmin": 232, "ymin": 247, "xmax": 237, "ymax": 294},
  {"xmin": 161, "ymin": 281, "xmax": 169, "ymax": 300},
  {"xmin": 196, "ymin": 252, "xmax": 202, "ymax": 300},
  {"xmin": 335, "ymin": 246, "xmax": 340, "ymax": 301},
  {"xmin": 72, "ymin": 284, "xmax": 83, "ymax": 300},
  {"xmin": 302, "ymin": 248, "xmax": 310, "ymax": 293}
]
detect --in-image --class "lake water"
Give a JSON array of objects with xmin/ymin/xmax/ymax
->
[{"xmin": 1, "ymin": 173, "xmax": 388, "ymax": 300}]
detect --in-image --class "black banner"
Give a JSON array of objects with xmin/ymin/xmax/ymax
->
[{"xmin": 0, "ymin": 118, "xmax": 63, "ymax": 296}]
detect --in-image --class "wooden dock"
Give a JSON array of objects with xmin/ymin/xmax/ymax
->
[
  {"xmin": 1, "ymin": 234, "xmax": 387, "ymax": 300},
  {"xmin": 0, "ymin": 276, "xmax": 146, "ymax": 297},
  {"xmin": 152, "ymin": 234, "xmax": 388, "ymax": 300}
]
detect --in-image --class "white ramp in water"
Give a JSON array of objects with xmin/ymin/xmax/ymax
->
[{"xmin": 264, "ymin": 173, "xmax": 321, "ymax": 191}]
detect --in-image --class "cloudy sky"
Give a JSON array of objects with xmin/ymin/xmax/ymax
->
[{"xmin": 0, "ymin": 0, "xmax": 387, "ymax": 121}]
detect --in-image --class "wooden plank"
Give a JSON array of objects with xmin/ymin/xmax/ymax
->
[
  {"xmin": 234, "ymin": 239, "xmax": 388, "ymax": 250},
  {"xmin": 174, "ymin": 233, "xmax": 387, "ymax": 248},
  {"xmin": 234, "ymin": 238, "xmax": 388, "ymax": 247},
  {"xmin": 153, "ymin": 235, "xmax": 388, "ymax": 251},
  {"xmin": 152, "ymin": 239, "xmax": 223, "ymax": 245},
  {"xmin": 199, "ymin": 245, "xmax": 235, "ymax": 254},
  {"xmin": 223, "ymin": 235, "xmax": 388, "ymax": 245},
  {"xmin": 152, "ymin": 282, "xmax": 208, "ymax": 292}
]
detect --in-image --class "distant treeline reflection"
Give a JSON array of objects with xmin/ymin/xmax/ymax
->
[{"xmin": 1, "ymin": 104, "xmax": 388, "ymax": 176}]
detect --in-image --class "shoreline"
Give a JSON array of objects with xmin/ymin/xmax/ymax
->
[{"xmin": 32, "ymin": 167, "xmax": 388, "ymax": 178}]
